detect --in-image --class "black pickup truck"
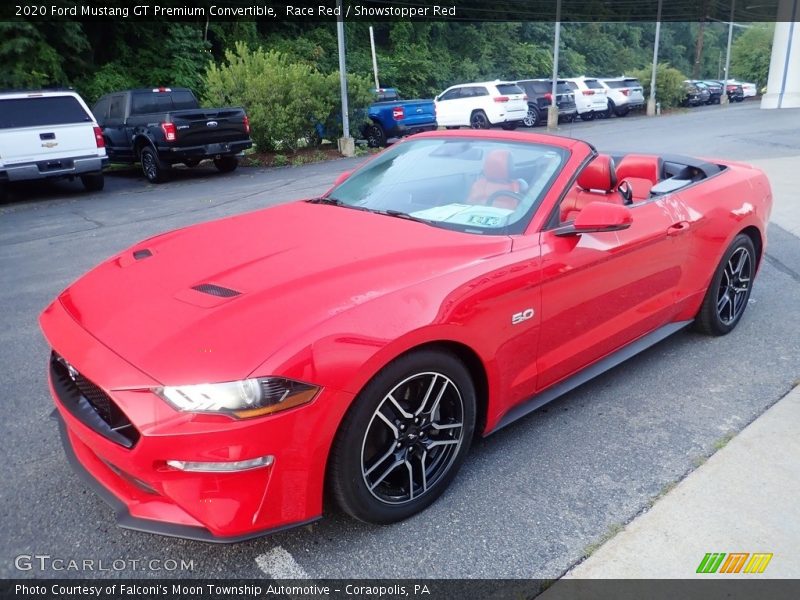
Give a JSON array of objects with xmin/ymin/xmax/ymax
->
[{"xmin": 92, "ymin": 87, "xmax": 252, "ymax": 183}]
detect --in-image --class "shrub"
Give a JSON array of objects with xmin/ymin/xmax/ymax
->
[
  {"xmin": 203, "ymin": 42, "xmax": 372, "ymax": 152},
  {"xmin": 630, "ymin": 63, "xmax": 687, "ymax": 109}
]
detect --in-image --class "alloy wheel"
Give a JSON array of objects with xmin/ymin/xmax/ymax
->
[
  {"xmin": 360, "ymin": 372, "xmax": 465, "ymax": 505},
  {"xmin": 470, "ymin": 113, "xmax": 489, "ymax": 129},
  {"xmin": 716, "ymin": 247, "xmax": 752, "ymax": 325}
]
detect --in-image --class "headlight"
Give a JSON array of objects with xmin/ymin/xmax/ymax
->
[{"xmin": 154, "ymin": 377, "xmax": 320, "ymax": 419}]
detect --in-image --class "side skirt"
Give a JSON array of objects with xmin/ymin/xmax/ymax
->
[{"xmin": 487, "ymin": 320, "xmax": 693, "ymax": 434}]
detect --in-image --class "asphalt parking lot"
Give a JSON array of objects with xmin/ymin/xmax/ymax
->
[{"xmin": 1, "ymin": 101, "xmax": 799, "ymax": 580}]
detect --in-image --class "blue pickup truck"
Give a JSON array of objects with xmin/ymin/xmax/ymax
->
[{"xmin": 363, "ymin": 88, "xmax": 437, "ymax": 148}]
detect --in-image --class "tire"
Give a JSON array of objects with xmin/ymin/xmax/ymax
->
[
  {"xmin": 214, "ymin": 156, "xmax": 238, "ymax": 173},
  {"xmin": 139, "ymin": 146, "xmax": 169, "ymax": 183},
  {"xmin": 80, "ymin": 173, "xmax": 104, "ymax": 192},
  {"xmin": 328, "ymin": 349, "xmax": 476, "ymax": 524},
  {"xmin": 611, "ymin": 101, "xmax": 629, "ymax": 117},
  {"xmin": 580, "ymin": 111, "xmax": 595, "ymax": 121},
  {"xmin": 470, "ymin": 110, "xmax": 490, "ymax": 129},
  {"xmin": 365, "ymin": 123, "xmax": 387, "ymax": 148},
  {"xmin": 695, "ymin": 233, "xmax": 756, "ymax": 336},
  {"xmin": 523, "ymin": 106, "xmax": 540, "ymax": 127}
]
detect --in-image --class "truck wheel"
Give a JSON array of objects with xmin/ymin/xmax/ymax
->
[
  {"xmin": 366, "ymin": 123, "xmax": 386, "ymax": 148},
  {"xmin": 523, "ymin": 107, "xmax": 540, "ymax": 127},
  {"xmin": 140, "ymin": 146, "xmax": 169, "ymax": 183},
  {"xmin": 214, "ymin": 156, "xmax": 238, "ymax": 173},
  {"xmin": 80, "ymin": 173, "xmax": 104, "ymax": 192}
]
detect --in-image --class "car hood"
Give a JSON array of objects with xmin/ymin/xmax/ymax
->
[{"xmin": 58, "ymin": 201, "xmax": 512, "ymax": 384}]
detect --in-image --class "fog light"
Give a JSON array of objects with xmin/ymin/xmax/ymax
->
[{"xmin": 166, "ymin": 455, "xmax": 274, "ymax": 473}]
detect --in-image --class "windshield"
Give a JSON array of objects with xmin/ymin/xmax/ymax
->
[{"xmin": 326, "ymin": 138, "xmax": 568, "ymax": 235}]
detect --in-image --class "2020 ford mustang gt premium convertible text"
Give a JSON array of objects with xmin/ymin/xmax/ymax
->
[{"xmin": 40, "ymin": 130, "xmax": 772, "ymax": 542}]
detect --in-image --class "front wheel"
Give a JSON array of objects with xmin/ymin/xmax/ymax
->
[
  {"xmin": 470, "ymin": 110, "xmax": 490, "ymax": 129},
  {"xmin": 365, "ymin": 123, "xmax": 387, "ymax": 148},
  {"xmin": 328, "ymin": 350, "xmax": 476, "ymax": 524},
  {"xmin": 695, "ymin": 233, "xmax": 756, "ymax": 336},
  {"xmin": 214, "ymin": 156, "xmax": 238, "ymax": 173},
  {"xmin": 80, "ymin": 173, "xmax": 104, "ymax": 192}
]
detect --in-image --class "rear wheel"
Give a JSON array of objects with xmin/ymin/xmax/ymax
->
[
  {"xmin": 365, "ymin": 123, "xmax": 387, "ymax": 148},
  {"xmin": 470, "ymin": 110, "xmax": 490, "ymax": 129},
  {"xmin": 214, "ymin": 156, "xmax": 238, "ymax": 173},
  {"xmin": 695, "ymin": 234, "xmax": 756, "ymax": 336},
  {"xmin": 140, "ymin": 146, "xmax": 169, "ymax": 183},
  {"xmin": 523, "ymin": 106, "xmax": 540, "ymax": 127},
  {"xmin": 80, "ymin": 173, "xmax": 104, "ymax": 192},
  {"xmin": 328, "ymin": 350, "xmax": 476, "ymax": 524}
]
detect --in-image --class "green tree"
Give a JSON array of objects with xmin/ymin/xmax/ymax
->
[{"xmin": 731, "ymin": 24, "xmax": 774, "ymax": 87}]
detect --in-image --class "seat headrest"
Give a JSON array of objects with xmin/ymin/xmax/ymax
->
[
  {"xmin": 616, "ymin": 154, "xmax": 663, "ymax": 184},
  {"xmin": 483, "ymin": 150, "xmax": 513, "ymax": 182},
  {"xmin": 577, "ymin": 155, "xmax": 617, "ymax": 192}
]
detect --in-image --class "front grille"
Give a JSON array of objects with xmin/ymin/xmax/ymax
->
[{"xmin": 50, "ymin": 352, "xmax": 140, "ymax": 448}]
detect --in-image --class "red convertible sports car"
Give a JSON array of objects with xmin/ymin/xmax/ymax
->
[{"xmin": 40, "ymin": 130, "xmax": 772, "ymax": 542}]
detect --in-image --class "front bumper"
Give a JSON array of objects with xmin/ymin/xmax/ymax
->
[
  {"xmin": 1, "ymin": 155, "xmax": 107, "ymax": 182},
  {"xmin": 40, "ymin": 298, "xmax": 352, "ymax": 541}
]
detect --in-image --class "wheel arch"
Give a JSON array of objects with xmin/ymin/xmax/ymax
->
[
  {"xmin": 132, "ymin": 134, "xmax": 155, "ymax": 157},
  {"xmin": 739, "ymin": 225, "xmax": 763, "ymax": 269}
]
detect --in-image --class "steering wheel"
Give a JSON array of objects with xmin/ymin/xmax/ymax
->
[{"xmin": 486, "ymin": 190, "xmax": 524, "ymax": 209}]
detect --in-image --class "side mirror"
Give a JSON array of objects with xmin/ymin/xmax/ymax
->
[
  {"xmin": 332, "ymin": 170, "xmax": 353, "ymax": 187},
  {"xmin": 556, "ymin": 201, "xmax": 633, "ymax": 236}
]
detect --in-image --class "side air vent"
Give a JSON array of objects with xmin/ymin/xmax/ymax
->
[
  {"xmin": 191, "ymin": 283, "xmax": 241, "ymax": 298},
  {"xmin": 132, "ymin": 249, "xmax": 152, "ymax": 260}
]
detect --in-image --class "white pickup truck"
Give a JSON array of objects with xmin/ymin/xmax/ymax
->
[{"xmin": 0, "ymin": 90, "xmax": 107, "ymax": 200}]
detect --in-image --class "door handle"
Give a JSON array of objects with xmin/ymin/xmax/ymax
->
[{"xmin": 667, "ymin": 221, "xmax": 690, "ymax": 236}]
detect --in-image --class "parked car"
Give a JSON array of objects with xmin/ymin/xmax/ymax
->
[
  {"xmin": 599, "ymin": 77, "xmax": 645, "ymax": 116},
  {"xmin": 92, "ymin": 87, "xmax": 252, "ymax": 183},
  {"xmin": 563, "ymin": 77, "xmax": 609, "ymax": 121},
  {"xmin": 681, "ymin": 81, "xmax": 710, "ymax": 106},
  {"xmin": 0, "ymin": 89, "xmax": 106, "ymax": 200},
  {"xmin": 363, "ymin": 88, "xmax": 437, "ymax": 148},
  {"xmin": 513, "ymin": 79, "xmax": 577, "ymax": 127},
  {"xmin": 722, "ymin": 81, "xmax": 745, "ymax": 102},
  {"xmin": 434, "ymin": 81, "xmax": 528, "ymax": 129},
  {"xmin": 42, "ymin": 130, "xmax": 772, "ymax": 540},
  {"xmin": 699, "ymin": 80, "xmax": 724, "ymax": 104},
  {"xmin": 728, "ymin": 80, "xmax": 757, "ymax": 97}
]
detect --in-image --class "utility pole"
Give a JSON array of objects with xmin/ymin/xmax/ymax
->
[
  {"xmin": 336, "ymin": 0, "xmax": 354, "ymax": 156},
  {"xmin": 547, "ymin": 0, "xmax": 561, "ymax": 130},
  {"xmin": 647, "ymin": 0, "xmax": 662, "ymax": 116},
  {"xmin": 369, "ymin": 26, "xmax": 380, "ymax": 90},
  {"xmin": 721, "ymin": 0, "xmax": 735, "ymax": 105}
]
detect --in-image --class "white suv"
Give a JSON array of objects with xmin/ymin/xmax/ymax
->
[
  {"xmin": 599, "ymin": 77, "xmax": 645, "ymax": 117},
  {"xmin": 435, "ymin": 81, "xmax": 528, "ymax": 129},
  {"xmin": 0, "ymin": 90, "xmax": 107, "ymax": 200},
  {"xmin": 563, "ymin": 77, "xmax": 609, "ymax": 121}
]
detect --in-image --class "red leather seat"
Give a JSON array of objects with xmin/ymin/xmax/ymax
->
[
  {"xmin": 615, "ymin": 154, "xmax": 663, "ymax": 201},
  {"xmin": 467, "ymin": 150, "xmax": 521, "ymax": 210},
  {"xmin": 560, "ymin": 154, "xmax": 621, "ymax": 222}
]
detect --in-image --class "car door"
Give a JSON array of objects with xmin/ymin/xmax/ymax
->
[
  {"xmin": 102, "ymin": 94, "xmax": 132, "ymax": 161},
  {"xmin": 536, "ymin": 192, "xmax": 690, "ymax": 390},
  {"xmin": 434, "ymin": 88, "xmax": 462, "ymax": 126}
]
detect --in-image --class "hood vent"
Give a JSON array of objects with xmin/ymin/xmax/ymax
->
[
  {"xmin": 132, "ymin": 249, "xmax": 152, "ymax": 260},
  {"xmin": 191, "ymin": 283, "xmax": 241, "ymax": 298}
]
